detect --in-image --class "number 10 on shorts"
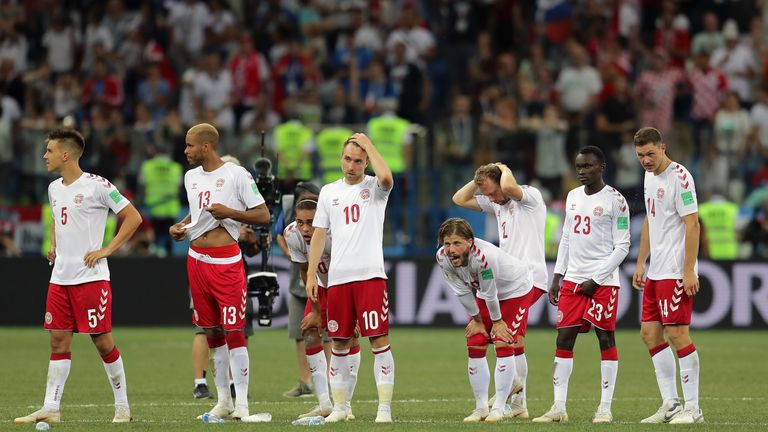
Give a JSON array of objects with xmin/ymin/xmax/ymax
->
[{"xmin": 362, "ymin": 310, "xmax": 380, "ymax": 330}]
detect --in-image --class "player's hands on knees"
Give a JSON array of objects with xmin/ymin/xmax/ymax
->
[
  {"xmin": 683, "ymin": 270, "xmax": 699, "ymax": 296},
  {"xmin": 84, "ymin": 248, "xmax": 109, "ymax": 267},
  {"xmin": 47, "ymin": 248, "xmax": 56, "ymax": 265},
  {"xmin": 301, "ymin": 311, "xmax": 321, "ymax": 332},
  {"xmin": 579, "ymin": 279, "xmax": 599, "ymax": 297},
  {"xmin": 169, "ymin": 223, "xmax": 186, "ymax": 241},
  {"xmin": 632, "ymin": 265, "xmax": 645, "ymax": 290},
  {"xmin": 490, "ymin": 320, "xmax": 515, "ymax": 344},
  {"xmin": 465, "ymin": 319, "xmax": 488, "ymax": 339},
  {"xmin": 306, "ymin": 279, "xmax": 318, "ymax": 303},
  {"xmin": 205, "ymin": 203, "xmax": 232, "ymax": 220}
]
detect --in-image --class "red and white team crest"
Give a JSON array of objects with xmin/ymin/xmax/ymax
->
[
  {"xmin": 593, "ymin": 206, "xmax": 604, "ymax": 217},
  {"xmin": 360, "ymin": 188, "xmax": 370, "ymax": 200},
  {"xmin": 556, "ymin": 310, "xmax": 563, "ymax": 324},
  {"xmin": 657, "ymin": 188, "xmax": 665, "ymax": 199},
  {"xmin": 327, "ymin": 320, "xmax": 339, "ymax": 332},
  {"xmin": 74, "ymin": 194, "xmax": 84, "ymax": 205},
  {"xmin": 45, "ymin": 312, "xmax": 52, "ymax": 325},
  {"xmin": 216, "ymin": 178, "xmax": 225, "ymax": 188}
]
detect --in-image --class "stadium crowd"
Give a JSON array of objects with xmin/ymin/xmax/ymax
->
[{"xmin": 1, "ymin": 0, "xmax": 768, "ymax": 259}]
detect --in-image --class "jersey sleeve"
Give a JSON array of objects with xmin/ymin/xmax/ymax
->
[
  {"xmin": 475, "ymin": 245, "xmax": 502, "ymax": 321},
  {"xmin": 373, "ymin": 175, "xmax": 392, "ymax": 199},
  {"xmin": 96, "ymin": 177, "xmax": 130, "ymax": 214},
  {"xmin": 475, "ymin": 194, "xmax": 495, "ymax": 215},
  {"xmin": 284, "ymin": 225, "xmax": 308, "ymax": 264},
  {"xmin": 553, "ymin": 193, "xmax": 572, "ymax": 276},
  {"xmin": 673, "ymin": 165, "xmax": 698, "ymax": 218},
  {"xmin": 592, "ymin": 190, "xmax": 631, "ymax": 285},
  {"xmin": 313, "ymin": 185, "xmax": 331, "ymax": 229},
  {"xmin": 236, "ymin": 166, "xmax": 266, "ymax": 209},
  {"xmin": 517, "ymin": 185, "xmax": 544, "ymax": 212}
]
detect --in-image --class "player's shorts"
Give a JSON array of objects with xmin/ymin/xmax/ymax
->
[
  {"xmin": 188, "ymin": 243, "xmax": 246, "ymax": 331},
  {"xmin": 471, "ymin": 294, "xmax": 530, "ymax": 344},
  {"xmin": 303, "ymin": 285, "xmax": 328, "ymax": 329},
  {"xmin": 528, "ymin": 287, "xmax": 547, "ymax": 307},
  {"xmin": 327, "ymin": 278, "xmax": 388, "ymax": 339},
  {"xmin": 642, "ymin": 278, "xmax": 693, "ymax": 325},
  {"xmin": 45, "ymin": 280, "xmax": 112, "ymax": 334},
  {"xmin": 557, "ymin": 281, "xmax": 619, "ymax": 331}
]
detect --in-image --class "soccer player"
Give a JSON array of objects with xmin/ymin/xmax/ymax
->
[
  {"xmin": 285, "ymin": 197, "xmax": 361, "ymax": 419},
  {"xmin": 436, "ymin": 218, "xmax": 532, "ymax": 423},
  {"xmin": 532, "ymin": 146, "xmax": 630, "ymax": 424},
  {"xmin": 632, "ymin": 127, "xmax": 703, "ymax": 424},
  {"xmin": 305, "ymin": 133, "xmax": 395, "ymax": 423},
  {"xmin": 15, "ymin": 128, "xmax": 142, "ymax": 424},
  {"xmin": 452, "ymin": 163, "xmax": 548, "ymax": 418},
  {"xmin": 170, "ymin": 123, "xmax": 270, "ymax": 420}
]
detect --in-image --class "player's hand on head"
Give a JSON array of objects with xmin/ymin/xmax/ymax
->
[
  {"xmin": 683, "ymin": 271, "xmax": 699, "ymax": 296},
  {"xmin": 205, "ymin": 203, "xmax": 231, "ymax": 220},
  {"xmin": 351, "ymin": 133, "xmax": 372, "ymax": 149},
  {"xmin": 465, "ymin": 320, "xmax": 488, "ymax": 339},
  {"xmin": 83, "ymin": 248, "xmax": 109, "ymax": 268}
]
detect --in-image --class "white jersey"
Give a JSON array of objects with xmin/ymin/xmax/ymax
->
[
  {"xmin": 554, "ymin": 185, "xmax": 631, "ymax": 286},
  {"xmin": 314, "ymin": 175, "xmax": 390, "ymax": 286},
  {"xmin": 437, "ymin": 238, "xmax": 532, "ymax": 320},
  {"xmin": 644, "ymin": 162, "xmax": 699, "ymax": 279},
  {"xmin": 184, "ymin": 162, "xmax": 265, "ymax": 241},
  {"xmin": 284, "ymin": 221, "xmax": 333, "ymax": 288},
  {"xmin": 48, "ymin": 173, "xmax": 129, "ymax": 285},
  {"xmin": 476, "ymin": 185, "xmax": 548, "ymax": 290}
]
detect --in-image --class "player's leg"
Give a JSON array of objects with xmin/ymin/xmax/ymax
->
[
  {"xmin": 508, "ymin": 288, "xmax": 540, "ymax": 417},
  {"xmin": 666, "ymin": 296, "xmax": 702, "ymax": 425},
  {"xmin": 285, "ymin": 292, "xmax": 313, "ymax": 398},
  {"xmin": 345, "ymin": 336, "xmax": 361, "ymax": 420},
  {"xmin": 639, "ymin": 279, "xmax": 682, "ymax": 423},
  {"xmin": 464, "ymin": 331, "xmax": 490, "ymax": 423},
  {"xmin": 224, "ymin": 329, "xmax": 249, "ymax": 418},
  {"xmin": 91, "ymin": 332, "xmax": 131, "ymax": 422},
  {"xmin": 359, "ymin": 279, "xmax": 394, "ymax": 423},
  {"xmin": 192, "ymin": 331, "xmax": 212, "ymax": 398},
  {"xmin": 486, "ymin": 298, "xmax": 521, "ymax": 423},
  {"xmin": 594, "ymin": 328, "xmax": 617, "ymax": 423},
  {"xmin": 298, "ymin": 292, "xmax": 332, "ymax": 418},
  {"xmin": 325, "ymin": 282, "xmax": 356, "ymax": 422}
]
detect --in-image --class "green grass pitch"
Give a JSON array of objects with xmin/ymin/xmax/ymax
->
[{"xmin": 1, "ymin": 327, "xmax": 765, "ymax": 431}]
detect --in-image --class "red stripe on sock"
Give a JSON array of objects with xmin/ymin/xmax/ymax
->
[
  {"xmin": 100, "ymin": 347, "xmax": 120, "ymax": 364},
  {"xmin": 331, "ymin": 349, "xmax": 349, "ymax": 357},
  {"xmin": 349, "ymin": 345, "xmax": 361, "ymax": 355},
  {"xmin": 495, "ymin": 346, "xmax": 515, "ymax": 357},
  {"xmin": 305, "ymin": 345, "xmax": 324, "ymax": 356},
  {"xmin": 225, "ymin": 331, "xmax": 247, "ymax": 349},
  {"xmin": 601, "ymin": 346, "xmax": 619, "ymax": 361},
  {"xmin": 207, "ymin": 336, "xmax": 226, "ymax": 349},
  {"xmin": 676, "ymin": 344, "xmax": 696, "ymax": 358},
  {"xmin": 514, "ymin": 347, "xmax": 525, "ymax": 356},
  {"xmin": 372, "ymin": 345, "xmax": 391, "ymax": 355},
  {"xmin": 649, "ymin": 342, "xmax": 670, "ymax": 357},
  {"xmin": 555, "ymin": 349, "xmax": 574, "ymax": 359},
  {"xmin": 468, "ymin": 347, "xmax": 487, "ymax": 358},
  {"xmin": 50, "ymin": 352, "xmax": 71, "ymax": 361}
]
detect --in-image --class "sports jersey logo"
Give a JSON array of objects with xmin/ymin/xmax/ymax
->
[
  {"xmin": 45, "ymin": 312, "xmax": 52, "ymax": 325},
  {"xmin": 216, "ymin": 178, "xmax": 225, "ymax": 188},
  {"xmin": 593, "ymin": 206, "xmax": 604, "ymax": 217},
  {"xmin": 569, "ymin": 203, "xmax": 576, "ymax": 210},
  {"xmin": 74, "ymin": 194, "xmax": 84, "ymax": 205},
  {"xmin": 657, "ymin": 188, "xmax": 665, "ymax": 199},
  {"xmin": 360, "ymin": 188, "xmax": 370, "ymax": 200},
  {"xmin": 556, "ymin": 310, "xmax": 563, "ymax": 324},
  {"xmin": 191, "ymin": 183, "xmax": 197, "ymax": 190},
  {"xmin": 332, "ymin": 198, "xmax": 339, "ymax": 206},
  {"xmin": 328, "ymin": 320, "xmax": 339, "ymax": 332}
]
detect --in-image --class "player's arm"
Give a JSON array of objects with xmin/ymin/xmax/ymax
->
[
  {"xmin": 439, "ymin": 261, "xmax": 487, "ymax": 339},
  {"xmin": 354, "ymin": 132, "xmax": 394, "ymax": 191},
  {"xmin": 306, "ymin": 227, "xmax": 328, "ymax": 303},
  {"xmin": 478, "ymin": 257, "xmax": 515, "ymax": 344},
  {"xmin": 551, "ymin": 206, "xmax": 573, "ymax": 304},
  {"xmin": 632, "ymin": 217, "xmax": 650, "ymax": 290},
  {"xmin": 84, "ymin": 204, "xmax": 142, "ymax": 267},
  {"xmin": 496, "ymin": 163, "xmax": 524, "ymax": 201},
  {"xmin": 452, "ymin": 180, "xmax": 482, "ymax": 211},
  {"xmin": 681, "ymin": 213, "xmax": 701, "ymax": 296},
  {"xmin": 170, "ymin": 214, "xmax": 191, "ymax": 241},
  {"xmin": 206, "ymin": 202, "xmax": 270, "ymax": 225},
  {"xmin": 48, "ymin": 218, "xmax": 56, "ymax": 264},
  {"xmin": 276, "ymin": 233, "xmax": 290, "ymax": 257}
]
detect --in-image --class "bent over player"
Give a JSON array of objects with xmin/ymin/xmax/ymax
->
[
  {"xmin": 436, "ymin": 218, "xmax": 532, "ymax": 423},
  {"xmin": 15, "ymin": 128, "xmax": 142, "ymax": 424},
  {"xmin": 170, "ymin": 123, "xmax": 270, "ymax": 420},
  {"xmin": 533, "ymin": 146, "xmax": 630, "ymax": 424}
]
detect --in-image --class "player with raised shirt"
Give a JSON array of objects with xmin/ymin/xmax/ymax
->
[
  {"xmin": 15, "ymin": 128, "xmax": 142, "ymax": 424},
  {"xmin": 285, "ymin": 197, "xmax": 361, "ymax": 420},
  {"xmin": 533, "ymin": 146, "xmax": 630, "ymax": 424},
  {"xmin": 436, "ymin": 218, "xmax": 532, "ymax": 423},
  {"xmin": 632, "ymin": 127, "xmax": 703, "ymax": 424},
  {"xmin": 452, "ymin": 162, "xmax": 547, "ymax": 418},
  {"xmin": 169, "ymin": 123, "xmax": 270, "ymax": 421},
  {"xmin": 305, "ymin": 133, "xmax": 395, "ymax": 423}
]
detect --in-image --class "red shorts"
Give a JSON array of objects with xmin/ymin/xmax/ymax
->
[
  {"xmin": 304, "ymin": 285, "xmax": 328, "ymax": 328},
  {"xmin": 557, "ymin": 281, "xmax": 619, "ymax": 331},
  {"xmin": 327, "ymin": 278, "xmax": 388, "ymax": 339},
  {"xmin": 528, "ymin": 287, "xmax": 546, "ymax": 307},
  {"xmin": 187, "ymin": 244, "xmax": 247, "ymax": 331},
  {"xmin": 45, "ymin": 280, "xmax": 112, "ymax": 334},
  {"xmin": 642, "ymin": 278, "xmax": 693, "ymax": 325},
  {"xmin": 471, "ymin": 294, "xmax": 530, "ymax": 344}
]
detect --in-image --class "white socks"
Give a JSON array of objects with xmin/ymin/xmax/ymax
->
[
  {"xmin": 329, "ymin": 349, "xmax": 350, "ymax": 411},
  {"xmin": 514, "ymin": 350, "xmax": 528, "ymax": 400},
  {"xmin": 553, "ymin": 350, "xmax": 574, "ymax": 410},
  {"xmin": 650, "ymin": 343, "xmax": 679, "ymax": 404},
  {"xmin": 43, "ymin": 355, "xmax": 71, "ymax": 412},
  {"xmin": 209, "ymin": 345, "xmax": 232, "ymax": 405},
  {"xmin": 467, "ymin": 356, "xmax": 490, "ymax": 410},
  {"xmin": 372, "ymin": 345, "xmax": 395, "ymax": 410},
  {"xmin": 347, "ymin": 346, "xmax": 361, "ymax": 402},
  {"xmin": 306, "ymin": 348, "xmax": 331, "ymax": 408},
  {"xmin": 600, "ymin": 360, "xmax": 618, "ymax": 411},
  {"xmin": 492, "ymin": 348, "xmax": 516, "ymax": 411},
  {"xmin": 228, "ymin": 346, "xmax": 249, "ymax": 410},
  {"xmin": 677, "ymin": 345, "xmax": 700, "ymax": 410}
]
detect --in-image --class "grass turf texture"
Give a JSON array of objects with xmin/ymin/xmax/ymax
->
[{"xmin": 1, "ymin": 328, "xmax": 765, "ymax": 431}]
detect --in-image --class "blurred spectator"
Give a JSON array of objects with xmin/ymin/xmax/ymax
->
[
  {"xmin": 193, "ymin": 51, "xmax": 234, "ymax": 131},
  {"xmin": 688, "ymin": 50, "xmax": 728, "ymax": 154},
  {"xmin": 205, "ymin": 0, "xmax": 238, "ymax": 56},
  {"xmin": 273, "ymin": 116, "xmax": 314, "ymax": 191},
  {"xmin": 522, "ymin": 104, "xmax": 569, "ymax": 199},
  {"xmin": 353, "ymin": 58, "xmax": 396, "ymax": 121},
  {"xmin": 52, "ymin": 72, "xmax": 80, "ymax": 120},
  {"xmin": 18, "ymin": 106, "xmax": 56, "ymax": 203},
  {"xmin": 0, "ymin": 57, "xmax": 24, "ymax": 108},
  {"xmin": 0, "ymin": 219, "xmax": 21, "ymax": 257},
  {"xmin": 653, "ymin": 0, "xmax": 690, "ymax": 68},
  {"xmin": 743, "ymin": 202, "xmax": 768, "ymax": 259},
  {"xmin": 613, "ymin": 132, "xmax": 644, "ymax": 209},
  {"xmin": 691, "ymin": 11, "xmax": 724, "ymax": 55},
  {"xmin": 165, "ymin": 0, "xmax": 211, "ymax": 73},
  {"xmin": 698, "ymin": 145, "xmax": 731, "ymax": 202},
  {"xmin": 323, "ymin": 83, "xmax": 359, "ymax": 125},
  {"xmin": 635, "ymin": 48, "xmax": 682, "ymax": 140},
  {"xmin": 698, "ymin": 191, "xmax": 739, "ymax": 259},
  {"xmin": 137, "ymin": 63, "xmax": 172, "ymax": 122},
  {"xmin": 271, "ymin": 37, "xmax": 320, "ymax": 116},
  {"xmin": 103, "ymin": 0, "xmax": 140, "ymax": 48},
  {"xmin": 714, "ymin": 91, "xmax": 751, "ymax": 190},
  {"xmin": 81, "ymin": 61, "xmax": 124, "ymax": 111},
  {"xmin": 0, "ymin": 88, "xmax": 21, "ymax": 203},
  {"xmin": 41, "ymin": 13, "xmax": 80, "ymax": 75},
  {"xmin": 137, "ymin": 145, "xmax": 183, "ymax": 257},
  {"xmin": 83, "ymin": 8, "xmax": 115, "ymax": 74},
  {"xmin": 385, "ymin": 5, "xmax": 435, "ymax": 65},
  {"xmin": 229, "ymin": 34, "xmax": 272, "ymax": 130},
  {"xmin": 596, "ymin": 74, "xmax": 636, "ymax": 177},
  {"xmin": 710, "ymin": 20, "xmax": 757, "ymax": 104},
  {"xmin": 0, "ymin": 21, "xmax": 28, "ymax": 74},
  {"xmin": 388, "ymin": 40, "xmax": 430, "ymax": 124},
  {"xmin": 435, "ymin": 93, "xmax": 476, "ymax": 202}
]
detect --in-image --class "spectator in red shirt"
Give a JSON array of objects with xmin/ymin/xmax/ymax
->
[
  {"xmin": 82, "ymin": 60, "xmax": 123, "ymax": 111},
  {"xmin": 229, "ymin": 34, "xmax": 271, "ymax": 131}
]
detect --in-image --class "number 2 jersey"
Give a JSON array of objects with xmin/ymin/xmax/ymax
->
[
  {"xmin": 436, "ymin": 237, "xmax": 532, "ymax": 320},
  {"xmin": 284, "ymin": 221, "xmax": 333, "ymax": 288},
  {"xmin": 314, "ymin": 175, "xmax": 390, "ymax": 286},
  {"xmin": 48, "ymin": 173, "xmax": 129, "ymax": 285},
  {"xmin": 184, "ymin": 162, "xmax": 265, "ymax": 241},
  {"xmin": 644, "ymin": 161, "xmax": 699, "ymax": 279},
  {"xmin": 554, "ymin": 185, "xmax": 630, "ymax": 286}
]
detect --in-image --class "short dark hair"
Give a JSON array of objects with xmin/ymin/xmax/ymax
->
[
  {"xmin": 577, "ymin": 145, "xmax": 606, "ymax": 164},
  {"xmin": 438, "ymin": 218, "xmax": 475, "ymax": 244},
  {"xmin": 634, "ymin": 127, "xmax": 663, "ymax": 147},
  {"xmin": 47, "ymin": 128, "xmax": 85, "ymax": 155},
  {"xmin": 295, "ymin": 194, "xmax": 319, "ymax": 212}
]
